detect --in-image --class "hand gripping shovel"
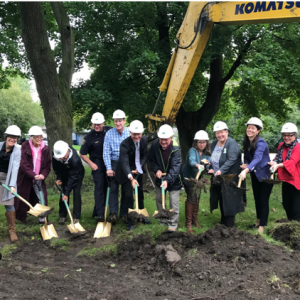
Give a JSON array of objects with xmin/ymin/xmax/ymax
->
[
  {"xmin": 94, "ymin": 178, "xmax": 111, "ymax": 238},
  {"xmin": 262, "ymin": 164, "xmax": 282, "ymax": 185},
  {"xmin": 0, "ymin": 181, "xmax": 54, "ymax": 218},
  {"xmin": 35, "ymin": 180, "xmax": 58, "ymax": 241},
  {"xmin": 56, "ymin": 184, "xmax": 85, "ymax": 234},
  {"xmin": 153, "ymin": 174, "xmax": 175, "ymax": 219},
  {"xmin": 230, "ymin": 176, "xmax": 249, "ymax": 191}
]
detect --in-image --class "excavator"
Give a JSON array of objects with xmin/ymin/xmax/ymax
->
[{"xmin": 145, "ymin": 1, "xmax": 300, "ymax": 139}]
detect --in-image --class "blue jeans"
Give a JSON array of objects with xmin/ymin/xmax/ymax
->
[{"xmin": 5, "ymin": 205, "xmax": 15, "ymax": 212}]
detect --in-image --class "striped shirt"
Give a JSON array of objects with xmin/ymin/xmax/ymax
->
[{"xmin": 103, "ymin": 127, "xmax": 130, "ymax": 170}]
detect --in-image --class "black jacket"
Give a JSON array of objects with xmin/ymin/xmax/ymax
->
[
  {"xmin": 209, "ymin": 137, "xmax": 245, "ymax": 216},
  {"xmin": 149, "ymin": 139, "xmax": 182, "ymax": 191},
  {"xmin": 80, "ymin": 126, "xmax": 112, "ymax": 170},
  {"xmin": 52, "ymin": 146, "xmax": 85, "ymax": 196},
  {"xmin": 115, "ymin": 135, "xmax": 147, "ymax": 185}
]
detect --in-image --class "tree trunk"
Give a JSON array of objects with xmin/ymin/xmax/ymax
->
[
  {"xmin": 19, "ymin": 2, "xmax": 74, "ymax": 153},
  {"xmin": 176, "ymin": 55, "xmax": 225, "ymax": 163}
]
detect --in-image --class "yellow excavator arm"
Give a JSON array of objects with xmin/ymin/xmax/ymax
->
[{"xmin": 146, "ymin": 1, "xmax": 300, "ymax": 133}]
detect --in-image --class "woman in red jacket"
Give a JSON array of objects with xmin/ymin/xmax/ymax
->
[
  {"xmin": 270, "ymin": 122, "xmax": 300, "ymax": 221},
  {"xmin": 14, "ymin": 126, "xmax": 51, "ymax": 224}
]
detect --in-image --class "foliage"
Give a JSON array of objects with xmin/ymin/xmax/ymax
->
[{"xmin": 0, "ymin": 76, "xmax": 44, "ymax": 137}]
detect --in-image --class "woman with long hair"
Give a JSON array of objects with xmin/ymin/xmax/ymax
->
[
  {"xmin": 182, "ymin": 130, "xmax": 211, "ymax": 233},
  {"xmin": 239, "ymin": 117, "xmax": 273, "ymax": 234}
]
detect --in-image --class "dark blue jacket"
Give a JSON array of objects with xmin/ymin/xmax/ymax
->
[{"xmin": 243, "ymin": 136, "xmax": 271, "ymax": 182}]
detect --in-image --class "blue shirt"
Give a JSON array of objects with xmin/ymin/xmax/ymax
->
[{"xmin": 103, "ymin": 127, "xmax": 130, "ymax": 170}]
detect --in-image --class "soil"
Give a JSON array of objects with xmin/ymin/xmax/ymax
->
[
  {"xmin": 153, "ymin": 209, "xmax": 176, "ymax": 219},
  {"xmin": 1, "ymin": 224, "xmax": 300, "ymax": 299}
]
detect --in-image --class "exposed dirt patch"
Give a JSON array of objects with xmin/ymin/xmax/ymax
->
[
  {"xmin": 1, "ymin": 224, "xmax": 300, "ymax": 299},
  {"xmin": 270, "ymin": 221, "xmax": 300, "ymax": 250}
]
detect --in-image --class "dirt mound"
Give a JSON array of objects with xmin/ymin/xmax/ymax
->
[
  {"xmin": 271, "ymin": 221, "xmax": 300, "ymax": 250},
  {"xmin": 1, "ymin": 225, "xmax": 300, "ymax": 299}
]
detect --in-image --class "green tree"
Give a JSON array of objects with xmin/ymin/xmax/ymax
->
[{"xmin": 0, "ymin": 77, "xmax": 44, "ymax": 137}]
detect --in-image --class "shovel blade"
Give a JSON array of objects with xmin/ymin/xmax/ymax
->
[
  {"xmin": 262, "ymin": 178, "xmax": 282, "ymax": 185},
  {"xmin": 94, "ymin": 221, "xmax": 111, "ymax": 238},
  {"xmin": 74, "ymin": 222, "xmax": 85, "ymax": 232},
  {"xmin": 28, "ymin": 209, "xmax": 43, "ymax": 217},
  {"xmin": 67, "ymin": 224, "xmax": 79, "ymax": 233},
  {"xmin": 34, "ymin": 203, "xmax": 52, "ymax": 211},
  {"xmin": 138, "ymin": 208, "xmax": 149, "ymax": 217},
  {"xmin": 40, "ymin": 225, "xmax": 58, "ymax": 241},
  {"xmin": 128, "ymin": 208, "xmax": 138, "ymax": 214},
  {"xmin": 153, "ymin": 210, "xmax": 159, "ymax": 217}
]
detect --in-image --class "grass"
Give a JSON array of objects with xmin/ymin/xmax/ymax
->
[
  {"xmin": 78, "ymin": 243, "xmax": 117, "ymax": 256},
  {"xmin": 0, "ymin": 244, "xmax": 17, "ymax": 258},
  {"xmin": 0, "ymin": 167, "xmax": 290, "ymax": 255},
  {"xmin": 50, "ymin": 238, "xmax": 69, "ymax": 251}
]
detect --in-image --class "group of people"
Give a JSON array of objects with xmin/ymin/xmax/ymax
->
[{"xmin": 0, "ymin": 111, "xmax": 299, "ymax": 242}]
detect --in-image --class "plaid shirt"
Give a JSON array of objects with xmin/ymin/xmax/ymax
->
[{"xmin": 103, "ymin": 127, "xmax": 130, "ymax": 170}]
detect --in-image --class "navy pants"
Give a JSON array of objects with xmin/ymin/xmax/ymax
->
[
  {"xmin": 92, "ymin": 162, "xmax": 108, "ymax": 217},
  {"xmin": 282, "ymin": 182, "xmax": 300, "ymax": 221},
  {"xmin": 109, "ymin": 160, "xmax": 127, "ymax": 216},
  {"xmin": 59, "ymin": 180, "xmax": 83, "ymax": 219},
  {"xmin": 251, "ymin": 172, "xmax": 273, "ymax": 226}
]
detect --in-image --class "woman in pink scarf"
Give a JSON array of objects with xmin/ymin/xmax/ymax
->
[{"xmin": 14, "ymin": 126, "xmax": 51, "ymax": 224}]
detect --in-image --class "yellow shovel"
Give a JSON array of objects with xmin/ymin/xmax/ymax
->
[
  {"xmin": 128, "ymin": 183, "xmax": 149, "ymax": 218},
  {"xmin": 0, "ymin": 181, "xmax": 53, "ymax": 218},
  {"xmin": 56, "ymin": 183, "xmax": 85, "ymax": 234},
  {"xmin": 36, "ymin": 180, "xmax": 58, "ymax": 241},
  {"xmin": 94, "ymin": 178, "xmax": 111, "ymax": 238}
]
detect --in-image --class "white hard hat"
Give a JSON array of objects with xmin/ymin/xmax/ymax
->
[
  {"xmin": 91, "ymin": 112, "xmax": 105, "ymax": 124},
  {"xmin": 157, "ymin": 124, "xmax": 174, "ymax": 138},
  {"xmin": 280, "ymin": 122, "xmax": 298, "ymax": 133},
  {"xmin": 129, "ymin": 120, "xmax": 144, "ymax": 133},
  {"xmin": 28, "ymin": 126, "xmax": 44, "ymax": 136},
  {"xmin": 194, "ymin": 130, "xmax": 209, "ymax": 140},
  {"xmin": 4, "ymin": 125, "xmax": 21, "ymax": 137},
  {"xmin": 245, "ymin": 117, "xmax": 263, "ymax": 129},
  {"xmin": 112, "ymin": 109, "xmax": 126, "ymax": 119},
  {"xmin": 53, "ymin": 140, "xmax": 69, "ymax": 159},
  {"xmin": 213, "ymin": 121, "xmax": 228, "ymax": 132}
]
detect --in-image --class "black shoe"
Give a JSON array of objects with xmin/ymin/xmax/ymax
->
[
  {"xmin": 142, "ymin": 218, "xmax": 151, "ymax": 225},
  {"xmin": 108, "ymin": 213, "xmax": 117, "ymax": 225},
  {"xmin": 248, "ymin": 224, "xmax": 259, "ymax": 229},
  {"xmin": 121, "ymin": 215, "xmax": 128, "ymax": 224},
  {"xmin": 126, "ymin": 224, "xmax": 134, "ymax": 231},
  {"xmin": 97, "ymin": 215, "xmax": 104, "ymax": 222}
]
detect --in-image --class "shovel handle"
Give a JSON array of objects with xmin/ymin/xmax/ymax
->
[
  {"xmin": 0, "ymin": 182, "xmax": 34, "ymax": 209},
  {"xmin": 63, "ymin": 198, "xmax": 74, "ymax": 225},
  {"xmin": 105, "ymin": 187, "xmax": 110, "ymax": 207},
  {"xmin": 237, "ymin": 177, "xmax": 242, "ymax": 188},
  {"xmin": 271, "ymin": 174, "xmax": 274, "ymax": 180},
  {"xmin": 196, "ymin": 170, "xmax": 202, "ymax": 181},
  {"xmin": 134, "ymin": 184, "xmax": 139, "ymax": 211},
  {"xmin": 161, "ymin": 173, "xmax": 166, "ymax": 176},
  {"xmin": 162, "ymin": 186, "xmax": 165, "ymax": 209}
]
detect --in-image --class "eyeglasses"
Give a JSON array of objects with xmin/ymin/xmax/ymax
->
[
  {"xmin": 7, "ymin": 136, "xmax": 18, "ymax": 140},
  {"xmin": 282, "ymin": 134, "xmax": 294, "ymax": 138},
  {"xmin": 197, "ymin": 141, "xmax": 207, "ymax": 144},
  {"xmin": 33, "ymin": 136, "xmax": 43, "ymax": 140}
]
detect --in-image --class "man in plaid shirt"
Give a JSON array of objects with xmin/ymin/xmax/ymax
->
[{"xmin": 103, "ymin": 109, "xmax": 130, "ymax": 224}]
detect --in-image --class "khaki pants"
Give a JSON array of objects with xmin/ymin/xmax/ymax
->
[{"xmin": 155, "ymin": 186, "xmax": 180, "ymax": 230}]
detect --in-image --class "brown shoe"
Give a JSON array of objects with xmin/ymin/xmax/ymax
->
[
  {"xmin": 5, "ymin": 211, "xmax": 18, "ymax": 243},
  {"xmin": 192, "ymin": 200, "xmax": 201, "ymax": 228},
  {"xmin": 185, "ymin": 202, "xmax": 194, "ymax": 233}
]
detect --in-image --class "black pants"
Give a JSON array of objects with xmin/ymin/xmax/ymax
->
[
  {"xmin": 59, "ymin": 180, "xmax": 83, "ymax": 219},
  {"xmin": 92, "ymin": 165, "xmax": 108, "ymax": 217},
  {"xmin": 215, "ymin": 185, "xmax": 235, "ymax": 227},
  {"xmin": 251, "ymin": 172, "xmax": 273, "ymax": 226},
  {"xmin": 184, "ymin": 183, "xmax": 200, "ymax": 204},
  {"xmin": 282, "ymin": 182, "xmax": 300, "ymax": 221},
  {"xmin": 122, "ymin": 175, "xmax": 144, "ymax": 221},
  {"xmin": 109, "ymin": 160, "xmax": 126, "ymax": 216}
]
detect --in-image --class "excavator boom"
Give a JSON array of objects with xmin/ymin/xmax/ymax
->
[{"xmin": 146, "ymin": 1, "xmax": 300, "ymax": 132}]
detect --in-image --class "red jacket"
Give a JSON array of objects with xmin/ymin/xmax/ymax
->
[{"xmin": 277, "ymin": 142, "xmax": 300, "ymax": 190}]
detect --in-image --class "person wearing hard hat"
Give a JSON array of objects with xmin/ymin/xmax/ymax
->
[
  {"xmin": 103, "ymin": 109, "xmax": 130, "ymax": 224},
  {"xmin": 149, "ymin": 124, "xmax": 182, "ymax": 233},
  {"xmin": 115, "ymin": 120, "xmax": 151, "ymax": 230},
  {"xmin": 14, "ymin": 126, "xmax": 52, "ymax": 225},
  {"xmin": 80, "ymin": 112, "xmax": 112, "ymax": 222},
  {"xmin": 208, "ymin": 121, "xmax": 245, "ymax": 227},
  {"xmin": 52, "ymin": 140, "xmax": 85, "ymax": 225},
  {"xmin": 238, "ymin": 118, "xmax": 273, "ymax": 234},
  {"xmin": 182, "ymin": 130, "xmax": 211, "ymax": 233},
  {"xmin": 270, "ymin": 122, "xmax": 300, "ymax": 221},
  {"xmin": 0, "ymin": 125, "xmax": 21, "ymax": 242}
]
